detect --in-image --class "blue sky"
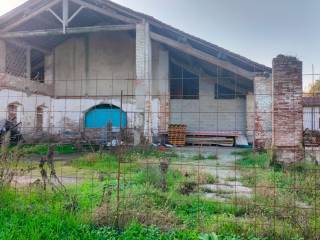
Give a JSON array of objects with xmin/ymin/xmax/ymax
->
[{"xmin": 1, "ymin": 0, "xmax": 319, "ymax": 87}]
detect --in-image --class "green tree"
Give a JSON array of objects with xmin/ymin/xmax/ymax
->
[{"xmin": 309, "ymin": 80, "xmax": 320, "ymax": 94}]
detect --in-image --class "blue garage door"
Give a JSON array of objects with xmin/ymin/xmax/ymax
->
[{"xmin": 85, "ymin": 105, "xmax": 127, "ymax": 129}]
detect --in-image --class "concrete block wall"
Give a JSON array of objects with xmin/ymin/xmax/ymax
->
[
  {"xmin": 170, "ymin": 73, "xmax": 247, "ymax": 133},
  {"xmin": 272, "ymin": 55, "xmax": 304, "ymax": 163},
  {"xmin": 254, "ymin": 74, "xmax": 272, "ymax": 150}
]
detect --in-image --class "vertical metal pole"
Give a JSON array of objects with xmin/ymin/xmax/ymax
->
[
  {"xmin": 116, "ymin": 91, "xmax": 123, "ymax": 227},
  {"xmin": 120, "ymin": 91, "xmax": 123, "ymax": 137}
]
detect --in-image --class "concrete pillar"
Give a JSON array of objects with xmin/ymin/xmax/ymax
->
[
  {"xmin": 44, "ymin": 53, "xmax": 54, "ymax": 85},
  {"xmin": 253, "ymin": 74, "xmax": 272, "ymax": 150},
  {"xmin": 272, "ymin": 55, "xmax": 304, "ymax": 163},
  {"xmin": 0, "ymin": 40, "xmax": 6, "ymax": 73},
  {"xmin": 152, "ymin": 44, "xmax": 169, "ymax": 141},
  {"xmin": 135, "ymin": 21, "xmax": 152, "ymax": 144},
  {"xmin": 246, "ymin": 93, "xmax": 254, "ymax": 145}
]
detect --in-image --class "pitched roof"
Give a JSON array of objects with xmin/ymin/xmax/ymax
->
[{"xmin": 0, "ymin": 0, "xmax": 271, "ymax": 74}]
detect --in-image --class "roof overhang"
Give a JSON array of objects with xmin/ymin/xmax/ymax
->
[{"xmin": 0, "ymin": 0, "xmax": 271, "ymax": 81}]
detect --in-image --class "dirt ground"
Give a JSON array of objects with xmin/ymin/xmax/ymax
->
[
  {"xmin": 12, "ymin": 146, "xmax": 252, "ymax": 202},
  {"xmin": 171, "ymin": 146, "xmax": 252, "ymax": 201}
]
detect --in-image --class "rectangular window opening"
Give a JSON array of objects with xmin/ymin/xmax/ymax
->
[
  {"xmin": 31, "ymin": 50, "xmax": 45, "ymax": 83},
  {"xmin": 170, "ymin": 61, "xmax": 199, "ymax": 99}
]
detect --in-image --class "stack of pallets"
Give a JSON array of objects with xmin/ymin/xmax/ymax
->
[{"xmin": 168, "ymin": 124, "xmax": 187, "ymax": 146}]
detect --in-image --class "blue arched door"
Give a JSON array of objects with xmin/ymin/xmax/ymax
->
[{"xmin": 85, "ymin": 105, "xmax": 127, "ymax": 129}]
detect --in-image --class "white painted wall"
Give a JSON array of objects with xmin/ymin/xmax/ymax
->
[{"xmin": 304, "ymin": 107, "xmax": 320, "ymax": 130}]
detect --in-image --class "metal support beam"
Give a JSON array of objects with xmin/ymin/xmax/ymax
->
[
  {"xmin": 150, "ymin": 32, "xmax": 255, "ymax": 80},
  {"xmin": 1, "ymin": 25, "xmax": 136, "ymax": 38}
]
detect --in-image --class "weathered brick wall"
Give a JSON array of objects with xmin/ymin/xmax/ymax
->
[
  {"xmin": 254, "ymin": 74, "xmax": 272, "ymax": 150},
  {"xmin": 272, "ymin": 55, "xmax": 304, "ymax": 163}
]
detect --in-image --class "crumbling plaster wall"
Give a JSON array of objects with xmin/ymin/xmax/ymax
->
[
  {"xmin": 0, "ymin": 89, "xmax": 51, "ymax": 134},
  {"xmin": 44, "ymin": 29, "xmax": 169, "ymax": 142},
  {"xmin": 0, "ymin": 34, "xmax": 168, "ymax": 139},
  {"xmin": 0, "ymin": 89, "xmax": 136, "ymax": 137}
]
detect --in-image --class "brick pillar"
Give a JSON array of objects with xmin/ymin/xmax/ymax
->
[
  {"xmin": 0, "ymin": 40, "xmax": 6, "ymax": 73},
  {"xmin": 254, "ymin": 74, "xmax": 272, "ymax": 150},
  {"xmin": 272, "ymin": 55, "xmax": 304, "ymax": 163},
  {"xmin": 246, "ymin": 93, "xmax": 254, "ymax": 145},
  {"xmin": 135, "ymin": 22, "xmax": 152, "ymax": 144}
]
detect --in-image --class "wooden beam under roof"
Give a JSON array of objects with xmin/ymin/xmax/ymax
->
[
  {"xmin": 69, "ymin": 0, "xmax": 138, "ymax": 24},
  {"xmin": 1, "ymin": 24, "xmax": 136, "ymax": 38},
  {"xmin": 150, "ymin": 32, "xmax": 255, "ymax": 81},
  {"xmin": 1, "ymin": 0, "xmax": 62, "ymax": 32}
]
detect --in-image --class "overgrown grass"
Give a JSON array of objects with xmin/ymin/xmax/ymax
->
[
  {"xmin": 235, "ymin": 149, "xmax": 320, "ymax": 239},
  {"xmin": 20, "ymin": 144, "xmax": 77, "ymax": 155},
  {"xmin": 235, "ymin": 150, "xmax": 271, "ymax": 169},
  {"xmin": 3, "ymin": 146, "xmax": 306, "ymax": 239}
]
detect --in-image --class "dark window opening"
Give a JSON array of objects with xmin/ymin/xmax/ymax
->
[
  {"xmin": 8, "ymin": 104, "xmax": 18, "ymax": 124},
  {"xmin": 36, "ymin": 106, "xmax": 44, "ymax": 132},
  {"xmin": 170, "ymin": 61, "xmax": 199, "ymax": 99},
  {"xmin": 214, "ymin": 75, "xmax": 246, "ymax": 99},
  {"xmin": 215, "ymin": 83, "xmax": 237, "ymax": 99},
  {"xmin": 31, "ymin": 50, "xmax": 45, "ymax": 83}
]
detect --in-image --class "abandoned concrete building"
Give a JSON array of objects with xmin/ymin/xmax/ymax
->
[{"xmin": 0, "ymin": 0, "xmax": 307, "ymax": 162}]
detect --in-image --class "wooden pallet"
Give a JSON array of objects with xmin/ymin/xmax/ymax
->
[{"xmin": 168, "ymin": 124, "xmax": 187, "ymax": 146}]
